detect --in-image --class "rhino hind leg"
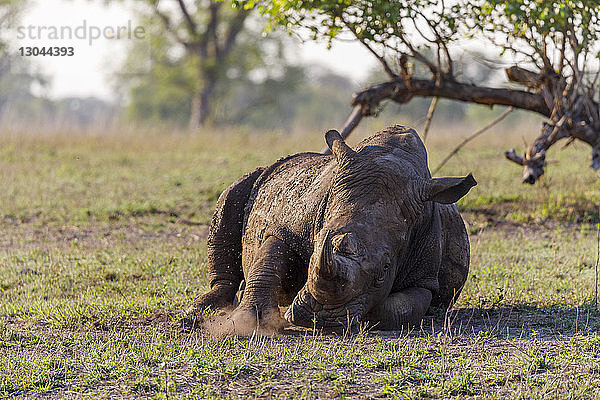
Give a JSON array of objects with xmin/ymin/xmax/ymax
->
[
  {"xmin": 190, "ymin": 167, "xmax": 264, "ymax": 314},
  {"xmin": 432, "ymin": 204, "xmax": 470, "ymax": 308}
]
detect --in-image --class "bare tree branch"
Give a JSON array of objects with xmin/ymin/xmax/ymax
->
[
  {"xmin": 505, "ymin": 149, "xmax": 525, "ymax": 166},
  {"xmin": 343, "ymin": 60, "xmax": 600, "ymax": 184},
  {"xmin": 422, "ymin": 96, "xmax": 438, "ymax": 142},
  {"xmin": 351, "ymin": 78, "xmax": 550, "ymax": 116},
  {"xmin": 322, "ymin": 105, "xmax": 365, "ymax": 155},
  {"xmin": 344, "ymin": 19, "xmax": 398, "ymax": 80},
  {"xmin": 406, "ymin": 19, "xmax": 440, "ymax": 76},
  {"xmin": 152, "ymin": 1, "xmax": 188, "ymax": 46},
  {"xmin": 433, "ymin": 107, "xmax": 514, "ymax": 174},
  {"xmin": 506, "ymin": 66, "xmax": 543, "ymax": 89},
  {"xmin": 175, "ymin": 0, "xmax": 198, "ymax": 36},
  {"xmin": 416, "ymin": 10, "xmax": 453, "ymax": 77},
  {"xmin": 204, "ymin": 1, "xmax": 220, "ymax": 58},
  {"xmin": 217, "ymin": 3, "xmax": 251, "ymax": 60}
]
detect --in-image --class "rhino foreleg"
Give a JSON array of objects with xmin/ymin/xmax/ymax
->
[
  {"xmin": 366, "ymin": 287, "xmax": 432, "ymax": 330},
  {"xmin": 229, "ymin": 235, "xmax": 300, "ymax": 332}
]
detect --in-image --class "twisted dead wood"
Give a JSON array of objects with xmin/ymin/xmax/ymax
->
[{"xmin": 332, "ymin": 66, "xmax": 600, "ymax": 183}]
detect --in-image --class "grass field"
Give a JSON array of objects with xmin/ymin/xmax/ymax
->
[{"xmin": 1, "ymin": 125, "xmax": 599, "ymax": 399}]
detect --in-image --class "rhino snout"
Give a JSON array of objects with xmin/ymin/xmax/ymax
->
[
  {"xmin": 286, "ymin": 288, "xmax": 366, "ymax": 329},
  {"xmin": 285, "ymin": 288, "xmax": 321, "ymax": 325}
]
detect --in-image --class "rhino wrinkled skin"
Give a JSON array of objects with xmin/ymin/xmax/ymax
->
[{"xmin": 192, "ymin": 125, "xmax": 476, "ymax": 331}]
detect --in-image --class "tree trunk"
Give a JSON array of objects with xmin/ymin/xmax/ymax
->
[
  {"xmin": 153, "ymin": 0, "xmax": 250, "ymax": 130},
  {"xmin": 189, "ymin": 71, "xmax": 217, "ymax": 130},
  {"xmin": 189, "ymin": 88, "xmax": 210, "ymax": 129}
]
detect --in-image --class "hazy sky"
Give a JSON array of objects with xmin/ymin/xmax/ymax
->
[{"xmin": 13, "ymin": 0, "xmax": 375, "ymax": 101}]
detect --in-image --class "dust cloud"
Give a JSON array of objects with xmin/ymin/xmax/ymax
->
[{"xmin": 201, "ymin": 307, "xmax": 289, "ymax": 338}]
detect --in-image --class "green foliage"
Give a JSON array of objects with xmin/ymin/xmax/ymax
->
[
  {"xmin": 266, "ymin": 0, "xmax": 456, "ymax": 39},
  {"xmin": 119, "ymin": 25, "xmax": 196, "ymax": 126},
  {"xmin": 118, "ymin": 6, "xmax": 310, "ymax": 128},
  {"xmin": 0, "ymin": 0, "xmax": 42, "ymax": 119},
  {"xmin": 259, "ymin": 0, "xmax": 460, "ymax": 58},
  {"xmin": 259, "ymin": 0, "xmax": 599, "ymax": 49},
  {"xmin": 258, "ymin": 0, "xmax": 600, "ymax": 76},
  {"xmin": 118, "ymin": 22, "xmax": 359, "ymax": 129},
  {"xmin": 0, "ymin": 0, "xmax": 23, "ymax": 53},
  {"xmin": 467, "ymin": 0, "xmax": 600, "ymax": 66}
]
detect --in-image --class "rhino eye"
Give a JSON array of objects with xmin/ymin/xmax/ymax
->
[
  {"xmin": 383, "ymin": 255, "xmax": 392, "ymax": 269},
  {"xmin": 374, "ymin": 263, "xmax": 391, "ymax": 288}
]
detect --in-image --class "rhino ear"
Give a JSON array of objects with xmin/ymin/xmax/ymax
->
[
  {"xmin": 423, "ymin": 173, "xmax": 477, "ymax": 204},
  {"xmin": 325, "ymin": 129, "xmax": 356, "ymax": 163}
]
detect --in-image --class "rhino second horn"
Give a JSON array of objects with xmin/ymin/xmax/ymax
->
[
  {"xmin": 324, "ymin": 129, "xmax": 356, "ymax": 162},
  {"xmin": 317, "ymin": 231, "xmax": 338, "ymax": 280}
]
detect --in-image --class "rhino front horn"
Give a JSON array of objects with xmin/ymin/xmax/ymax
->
[
  {"xmin": 325, "ymin": 129, "xmax": 356, "ymax": 163},
  {"xmin": 317, "ymin": 230, "xmax": 338, "ymax": 280}
]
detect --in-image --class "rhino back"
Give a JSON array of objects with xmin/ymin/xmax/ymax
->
[{"xmin": 242, "ymin": 152, "xmax": 334, "ymax": 271}]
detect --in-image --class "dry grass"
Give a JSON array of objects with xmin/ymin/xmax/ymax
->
[{"xmin": 1, "ymin": 124, "xmax": 599, "ymax": 398}]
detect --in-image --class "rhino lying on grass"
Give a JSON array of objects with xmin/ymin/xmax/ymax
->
[{"xmin": 193, "ymin": 125, "xmax": 476, "ymax": 332}]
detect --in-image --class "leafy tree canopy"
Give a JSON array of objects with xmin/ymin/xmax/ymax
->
[
  {"xmin": 257, "ymin": 1, "xmax": 599, "ymax": 78},
  {"xmin": 255, "ymin": 0, "xmax": 600, "ymax": 184}
]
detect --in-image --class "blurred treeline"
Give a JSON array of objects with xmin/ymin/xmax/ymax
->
[{"xmin": 0, "ymin": 1, "xmax": 528, "ymax": 134}]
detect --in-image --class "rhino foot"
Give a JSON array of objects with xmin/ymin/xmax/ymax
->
[
  {"xmin": 230, "ymin": 306, "xmax": 287, "ymax": 335},
  {"xmin": 200, "ymin": 306, "xmax": 287, "ymax": 337}
]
